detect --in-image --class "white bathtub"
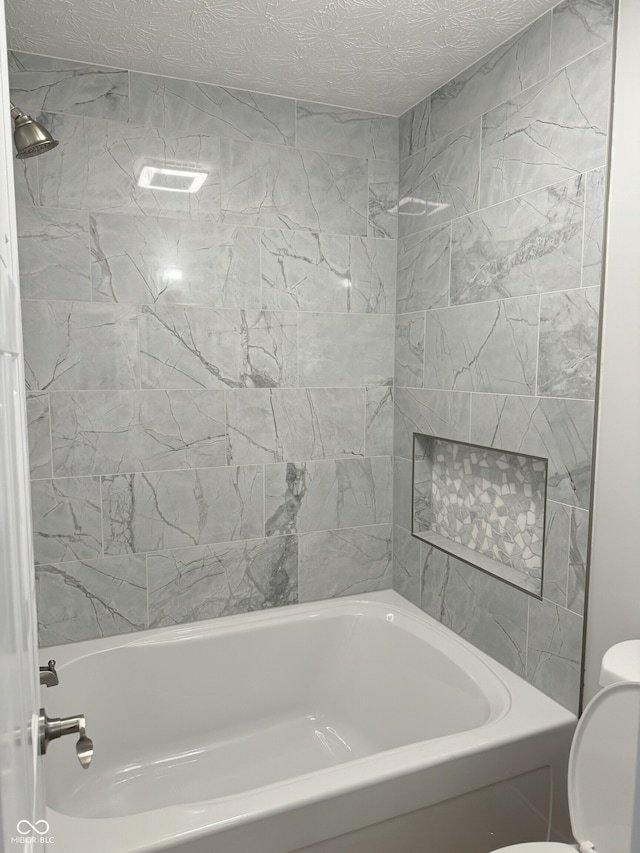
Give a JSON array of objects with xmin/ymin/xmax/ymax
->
[{"xmin": 40, "ymin": 591, "xmax": 576, "ymax": 853}]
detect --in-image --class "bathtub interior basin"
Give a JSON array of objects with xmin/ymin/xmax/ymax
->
[{"xmin": 42, "ymin": 596, "xmax": 507, "ymax": 821}]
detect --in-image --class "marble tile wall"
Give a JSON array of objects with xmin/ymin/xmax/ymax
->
[
  {"xmin": 394, "ymin": 0, "xmax": 613, "ymax": 712},
  {"xmin": 10, "ymin": 51, "xmax": 398, "ymax": 646}
]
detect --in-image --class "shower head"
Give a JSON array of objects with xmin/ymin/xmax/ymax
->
[{"xmin": 10, "ymin": 105, "xmax": 59, "ymax": 159}]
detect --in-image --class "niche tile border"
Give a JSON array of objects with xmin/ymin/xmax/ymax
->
[{"xmin": 411, "ymin": 432, "xmax": 548, "ymax": 598}]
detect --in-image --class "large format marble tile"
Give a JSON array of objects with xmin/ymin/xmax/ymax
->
[
  {"xmin": 430, "ymin": 16, "xmax": 551, "ymax": 143},
  {"xmin": 37, "ymin": 113, "xmax": 220, "ymax": 219},
  {"xmin": 90, "ymin": 213, "xmax": 261, "ymax": 307},
  {"xmin": 450, "ymin": 176, "xmax": 584, "ymax": 305},
  {"xmin": 582, "ymin": 167, "xmax": 607, "ymax": 288},
  {"xmin": 394, "ymin": 387, "xmax": 471, "ymax": 460},
  {"xmin": 550, "ymin": 0, "xmax": 614, "ymax": 72},
  {"xmin": 480, "ymin": 45, "xmax": 612, "ymax": 206},
  {"xmin": 50, "ymin": 390, "xmax": 226, "ymax": 477},
  {"xmin": 397, "ymin": 224, "xmax": 450, "ymax": 313},
  {"xmin": 296, "ymin": 102, "xmax": 397, "ymax": 161},
  {"xmin": 220, "ymin": 138, "xmax": 367, "ymax": 235},
  {"xmin": 148, "ymin": 536, "xmax": 298, "ymax": 627},
  {"xmin": 9, "ymin": 52, "xmax": 129, "ymax": 121},
  {"xmin": 139, "ymin": 306, "xmax": 296, "ymax": 390},
  {"xmin": 297, "ymin": 313, "xmax": 394, "ymax": 387},
  {"xmin": 368, "ymin": 160, "xmax": 398, "ymax": 239},
  {"xmin": 399, "ymin": 97, "xmax": 430, "ymax": 160},
  {"xmin": 226, "ymin": 388, "xmax": 365, "ymax": 465},
  {"xmin": 17, "ymin": 206, "xmax": 91, "ymax": 301},
  {"xmin": 568, "ymin": 507, "xmax": 589, "ymax": 615},
  {"xmin": 265, "ymin": 457, "xmax": 392, "ymax": 536},
  {"xmin": 393, "ymin": 457, "xmax": 413, "ymax": 531},
  {"xmin": 31, "ymin": 476, "xmax": 102, "ymax": 565},
  {"xmin": 365, "ymin": 387, "xmax": 393, "ymax": 457},
  {"xmin": 130, "ymin": 73, "xmax": 295, "ymax": 146},
  {"xmin": 261, "ymin": 230, "xmax": 396, "ymax": 314},
  {"xmin": 423, "ymin": 297, "xmax": 539, "ymax": 394},
  {"xmin": 393, "ymin": 524, "xmax": 421, "ymax": 606},
  {"xmin": 527, "ymin": 598, "xmax": 583, "ymax": 712},
  {"xmin": 421, "ymin": 544, "xmax": 528, "ymax": 676},
  {"xmin": 542, "ymin": 501, "xmax": 571, "ymax": 607},
  {"xmin": 23, "ymin": 301, "xmax": 139, "ymax": 391},
  {"xmin": 36, "ymin": 555, "xmax": 146, "ymax": 646},
  {"xmin": 470, "ymin": 394, "xmax": 594, "ymax": 508},
  {"xmin": 299, "ymin": 524, "xmax": 392, "ymax": 601},
  {"xmin": 102, "ymin": 465, "xmax": 264, "ymax": 555},
  {"xmin": 399, "ymin": 120, "xmax": 480, "ymax": 237},
  {"xmin": 538, "ymin": 288, "xmax": 600, "ymax": 399},
  {"xmin": 26, "ymin": 393, "xmax": 52, "ymax": 479},
  {"xmin": 395, "ymin": 312, "xmax": 425, "ymax": 388},
  {"xmin": 13, "ymin": 157, "xmax": 39, "ymax": 209}
]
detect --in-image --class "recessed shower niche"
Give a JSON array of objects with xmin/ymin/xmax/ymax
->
[{"xmin": 412, "ymin": 434, "xmax": 548, "ymax": 596}]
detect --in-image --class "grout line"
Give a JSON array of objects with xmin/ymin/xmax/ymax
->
[
  {"xmin": 565, "ymin": 506, "xmax": 573, "ymax": 609},
  {"xmin": 534, "ymin": 293, "xmax": 542, "ymax": 396},
  {"xmin": 579, "ymin": 171, "xmax": 588, "ymax": 289}
]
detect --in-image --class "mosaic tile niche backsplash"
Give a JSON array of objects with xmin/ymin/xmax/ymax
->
[
  {"xmin": 11, "ymin": 52, "xmax": 398, "ymax": 646},
  {"xmin": 412, "ymin": 434, "xmax": 547, "ymax": 596},
  {"xmin": 393, "ymin": 0, "xmax": 614, "ymax": 713}
]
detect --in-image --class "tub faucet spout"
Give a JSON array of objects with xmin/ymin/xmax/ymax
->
[{"xmin": 39, "ymin": 708, "xmax": 94, "ymax": 769}]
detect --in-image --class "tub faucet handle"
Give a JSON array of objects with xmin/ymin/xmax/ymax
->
[
  {"xmin": 39, "ymin": 660, "xmax": 58, "ymax": 688},
  {"xmin": 39, "ymin": 708, "xmax": 94, "ymax": 769}
]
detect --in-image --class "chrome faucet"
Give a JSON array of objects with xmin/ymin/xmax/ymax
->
[
  {"xmin": 39, "ymin": 659, "xmax": 58, "ymax": 688},
  {"xmin": 39, "ymin": 709, "xmax": 94, "ymax": 769}
]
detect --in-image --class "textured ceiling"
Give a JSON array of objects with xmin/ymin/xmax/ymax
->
[{"xmin": 5, "ymin": 0, "xmax": 559, "ymax": 115}]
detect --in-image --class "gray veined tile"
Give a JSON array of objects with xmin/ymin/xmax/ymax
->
[
  {"xmin": 31, "ymin": 476, "xmax": 103, "ymax": 565},
  {"xmin": 399, "ymin": 97, "xmax": 430, "ymax": 160},
  {"xmin": 583, "ymin": 166, "xmax": 607, "ymax": 288},
  {"xmin": 261, "ymin": 230, "xmax": 396, "ymax": 314},
  {"xmin": 537, "ymin": 287, "xmax": 600, "ymax": 400},
  {"xmin": 470, "ymin": 394, "xmax": 594, "ymax": 508},
  {"xmin": 220, "ymin": 137, "xmax": 367, "ymax": 235},
  {"xmin": 395, "ymin": 312, "xmax": 425, "ymax": 388},
  {"xmin": 542, "ymin": 501, "xmax": 571, "ymax": 607},
  {"xmin": 26, "ymin": 393, "xmax": 52, "ymax": 479},
  {"xmin": 568, "ymin": 507, "xmax": 589, "ymax": 615},
  {"xmin": 36, "ymin": 555, "xmax": 146, "ymax": 647},
  {"xmin": 22, "ymin": 301, "xmax": 139, "ymax": 391},
  {"xmin": 527, "ymin": 598, "xmax": 583, "ymax": 712},
  {"xmin": 265, "ymin": 457, "xmax": 392, "ymax": 536},
  {"xmin": 399, "ymin": 119, "xmax": 480, "ymax": 238},
  {"xmin": 365, "ymin": 386, "xmax": 393, "ymax": 457},
  {"xmin": 393, "ymin": 457, "xmax": 413, "ymax": 531},
  {"xmin": 393, "ymin": 386, "xmax": 471, "ymax": 460},
  {"xmin": 9, "ymin": 52, "xmax": 129, "ymax": 121},
  {"xmin": 147, "ymin": 536, "xmax": 298, "ymax": 627},
  {"xmin": 299, "ymin": 524, "xmax": 392, "ymax": 601},
  {"xmin": 296, "ymin": 101, "xmax": 398, "ymax": 162},
  {"xmin": 393, "ymin": 524, "xmax": 421, "ymax": 607},
  {"xmin": 550, "ymin": 0, "xmax": 615, "ymax": 73},
  {"xmin": 130, "ymin": 73, "xmax": 295, "ymax": 146},
  {"xmin": 297, "ymin": 313, "xmax": 394, "ymax": 387},
  {"xmin": 430, "ymin": 15, "xmax": 551, "ymax": 143},
  {"xmin": 423, "ymin": 297, "xmax": 539, "ymax": 395},
  {"xmin": 226, "ymin": 388, "xmax": 365, "ymax": 465},
  {"xmin": 480, "ymin": 44, "xmax": 612, "ymax": 207},
  {"xmin": 450, "ymin": 175, "xmax": 585, "ymax": 305},
  {"xmin": 13, "ymin": 156, "xmax": 39, "ymax": 209},
  {"xmin": 139, "ymin": 306, "xmax": 296, "ymax": 390},
  {"xmin": 37, "ymin": 112, "xmax": 220, "ymax": 219},
  {"xmin": 368, "ymin": 159, "xmax": 398, "ymax": 239},
  {"xmin": 90, "ymin": 213, "xmax": 261, "ymax": 307},
  {"xmin": 50, "ymin": 389, "xmax": 226, "ymax": 477},
  {"xmin": 102, "ymin": 465, "xmax": 264, "ymax": 555},
  {"xmin": 17, "ymin": 206, "xmax": 91, "ymax": 301},
  {"xmin": 420, "ymin": 544, "xmax": 528, "ymax": 676},
  {"xmin": 397, "ymin": 224, "xmax": 450, "ymax": 313}
]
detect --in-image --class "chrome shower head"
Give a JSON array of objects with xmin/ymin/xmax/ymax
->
[{"xmin": 10, "ymin": 105, "xmax": 59, "ymax": 159}]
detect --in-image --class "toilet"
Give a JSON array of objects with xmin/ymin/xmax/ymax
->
[{"xmin": 490, "ymin": 680, "xmax": 640, "ymax": 853}]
